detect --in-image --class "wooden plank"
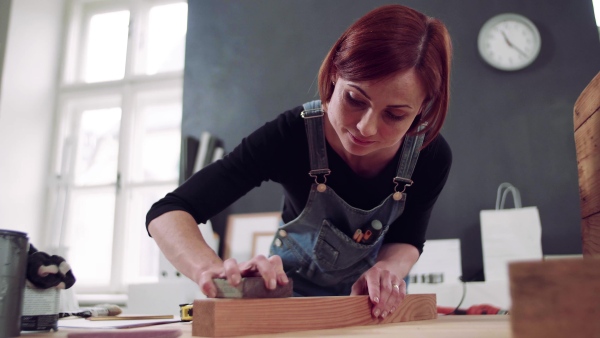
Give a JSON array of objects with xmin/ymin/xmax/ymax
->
[
  {"xmin": 192, "ymin": 294, "xmax": 436, "ymax": 337},
  {"xmin": 509, "ymin": 258, "xmax": 600, "ymax": 338},
  {"xmin": 575, "ymin": 107, "xmax": 600, "ymax": 219},
  {"xmin": 573, "ymin": 71, "xmax": 600, "ymax": 131},
  {"xmin": 583, "ymin": 213, "xmax": 600, "ymax": 256},
  {"xmin": 574, "ymin": 71, "xmax": 600, "ymax": 257}
]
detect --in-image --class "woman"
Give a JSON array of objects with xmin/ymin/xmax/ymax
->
[{"xmin": 147, "ymin": 4, "xmax": 452, "ymax": 320}]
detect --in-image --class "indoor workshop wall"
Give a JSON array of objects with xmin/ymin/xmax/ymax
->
[
  {"xmin": 0, "ymin": 0, "xmax": 12, "ymax": 98},
  {"xmin": 181, "ymin": 0, "xmax": 600, "ymax": 280}
]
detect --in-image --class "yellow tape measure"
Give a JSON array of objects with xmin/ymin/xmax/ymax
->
[{"xmin": 179, "ymin": 303, "xmax": 193, "ymax": 322}]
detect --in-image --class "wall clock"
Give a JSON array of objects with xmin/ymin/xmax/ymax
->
[{"xmin": 478, "ymin": 13, "xmax": 541, "ymax": 71}]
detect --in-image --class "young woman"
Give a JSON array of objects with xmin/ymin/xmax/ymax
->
[{"xmin": 147, "ymin": 4, "xmax": 452, "ymax": 320}]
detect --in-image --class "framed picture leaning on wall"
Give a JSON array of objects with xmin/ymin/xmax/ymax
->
[{"xmin": 224, "ymin": 212, "xmax": 281, "ymax": 262}]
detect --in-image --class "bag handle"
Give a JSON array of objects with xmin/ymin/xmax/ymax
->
[{"xmin": 495, "ymin": 182, "xmax": 522, "ymax": 209}]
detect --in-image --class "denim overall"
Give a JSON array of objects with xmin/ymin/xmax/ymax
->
[{"xmin": 270, "ymin": 100, "xmax": 424, "ymax": 296}]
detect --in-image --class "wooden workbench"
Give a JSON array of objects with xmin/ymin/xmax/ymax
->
[{"xmin": 21, "ymin": 315, "xmax": 511, "ymax": 337}]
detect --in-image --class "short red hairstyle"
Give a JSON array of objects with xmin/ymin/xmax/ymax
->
[{"xmin": 318, "ymin": 5, "xmax": 452, "ymax": 149}]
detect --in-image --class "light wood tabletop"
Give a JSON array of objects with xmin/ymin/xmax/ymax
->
[{"xmin": 20, "ymin": 315, "xmax": 511, "ymax": 337}]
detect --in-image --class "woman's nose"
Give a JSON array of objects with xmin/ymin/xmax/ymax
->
[{"xmin": 356, "ymin": 110, "xmax": 377, "ymax": 137}]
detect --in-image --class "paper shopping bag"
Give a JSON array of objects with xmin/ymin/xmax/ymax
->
[{"xmin": 480, "ymin": 183, "xmax": 543, "ymax": 281}]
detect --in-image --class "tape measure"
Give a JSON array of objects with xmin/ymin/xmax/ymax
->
[{"xmin": 179, "ymin": 303, "xmax": 193, "ymax": 322}]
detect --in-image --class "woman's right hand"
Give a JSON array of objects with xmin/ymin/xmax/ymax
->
[
  {"xmin": 199, "ymin": 254, "xmax": 289, "ymax": 298},
  {"xmin": 148, "ymin": 211, "xmax": 289, "ymax": 297}
]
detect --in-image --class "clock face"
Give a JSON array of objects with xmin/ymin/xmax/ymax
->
[{"xmin": 478, "ymin": 13, "xmax": 541, "ymax": 71}]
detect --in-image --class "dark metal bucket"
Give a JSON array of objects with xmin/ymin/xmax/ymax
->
[{"xmin": 0, "ymin": 229, "xmax": 29, "ymax": 338}]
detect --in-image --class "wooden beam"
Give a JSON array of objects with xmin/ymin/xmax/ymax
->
[
  {"xmin": 509, "ymin": 258, "xmax": 600, "ymax": 338},
  {"xmin": 574, "ymin": 71, "xmax": 600, "ymax": 256},
  {"xmin": 583, "ymin": 213, "xmax": 600, "ymax": 256},
  {"xmin": 573, "ymin": 71, "xmax": 600, "ymax": 131},
  {"xmin": 575, "ymin": 102, "xmax": 600, "ymax": 220},
  {"xmin": 192, "ymin": 294, "xmax": 436, "ymax": 337}
]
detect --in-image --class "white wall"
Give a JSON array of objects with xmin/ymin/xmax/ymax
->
[{"xmin": 0, "ymin": 0, "xmax": 65, "ymax": 245}]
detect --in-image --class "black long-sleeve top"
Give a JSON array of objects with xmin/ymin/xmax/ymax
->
[{"xmin": 146, "ymin": 104, "xmax": 452, "ymax": 254}]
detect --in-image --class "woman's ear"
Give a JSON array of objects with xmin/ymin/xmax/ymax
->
[{"xmin": 330, "ymin": 74, "xmax": 338, "ymax": 86}]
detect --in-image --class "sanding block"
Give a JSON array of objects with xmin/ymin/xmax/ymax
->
[
  {"xmin": 213, "ymin": 277, "xmax": 293, "ymax": 298},
  {"xmin": 180, "ymin": 277, "xmax": 294, "ymax": 321}
]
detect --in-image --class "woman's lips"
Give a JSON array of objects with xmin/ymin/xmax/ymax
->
[{"xmin": 349, "ymin": 133, "xmax": 375, "ymax": 146}]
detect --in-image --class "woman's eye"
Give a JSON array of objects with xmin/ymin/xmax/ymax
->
[
  {"xmin": 345, "ymin": 92, "xmax": 366, "ymax": 107},
  {"xmin": 386, "ymin": 111, "xmax": 404, "ymax": 121}
]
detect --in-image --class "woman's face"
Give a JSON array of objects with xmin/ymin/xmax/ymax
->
[{"xmin": 325, "ymin": 68, "xmax": 426, "ymax": 160}]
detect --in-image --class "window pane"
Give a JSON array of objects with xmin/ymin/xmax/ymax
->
[
  {"xmin": 131, "ymin": 103, "xmax": 181, "ymax": 182},
  {"xmin": 84, "ymin": 11, "xmax": 130, "ymax": 82},
  {"xmin": 122, "ymin": 185, "xmax": 177, "ymax": 284},
  {"xmin": 595, "ymin": 0, "xmax": 600, "ymax": 26},
  {"xmin": 64, "ymin": 188, "xmax": 116, "ymax": 287},
  {"xmin": 74, "ymin": 108, "xmax": 122, "ymax": 186},
  {"xmin": 146, "ymin": 3, "xmax": 187, "ymax": 75}
]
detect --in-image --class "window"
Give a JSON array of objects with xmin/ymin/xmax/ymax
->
[
  {"xmin": 48, "ymin": 0, "xmax": 187, "ymax": 294},
  {"xmin": 594, "ymin": 0, "xmax": 600, "ymax": 36}
]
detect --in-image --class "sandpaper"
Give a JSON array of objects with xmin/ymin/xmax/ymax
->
[{"xmin": 213, "ymin": 277, "xmax": 293, "ymax": 298}]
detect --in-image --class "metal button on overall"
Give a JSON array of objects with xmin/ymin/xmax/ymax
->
[{"xmin": 371, "ymin": 220, "xmax": 382, "ymax": 230}]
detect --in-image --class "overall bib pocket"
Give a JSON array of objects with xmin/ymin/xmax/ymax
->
[{"xmin": 313, "ymin": 219, "xmax": 386, "ymax": 272}]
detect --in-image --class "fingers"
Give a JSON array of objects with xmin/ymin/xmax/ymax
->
[
  {"xmin": 268, "ymin": 255, "xmax": 290, "ymax": 286},
  {"xmin": 359, "ymin": 267, "xmax": 406, "ymax": 320},
  {"xmin": 378, "ymin": 278, "xmax": 405, "ymax": 319},
  {"xmin": 387, "ymin": 279, "xmax": 407, "ymax": 318},
  {"xmin": 365, "ymin": 271, "xmax": 382, "ymax": 307},
  {"xmin": 367, "ymin": 269, "xmax": 386, "ymax": 318},
  {"xmin": 250, "ymin": 255, "xmax": 277, "ymax": 289},
  {"xmin": 239, "ymin": 255, "xmax": 289, "ymax": 290},
  {"xmin": 350, "ymin": 277, "xmax": 366, "ymax": 296},
  {"xmin": 223, "ymin": 258, "xmax": 242, "ymax": 285},
  {"xmin": 197, "ymin": 263, "xmax": 228, "ymax": 298},
  {"xmin": 200, "ymin": 255, "xmax": 289, "ymax": 297},
  {"xmin": 197, "ymin": 257, "xmax": 243, "ymax": 297}
]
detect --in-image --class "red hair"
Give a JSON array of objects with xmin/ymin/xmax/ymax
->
[{"xmin": 318, "ymin": 5, "xmax": 452, "ymax": 149}]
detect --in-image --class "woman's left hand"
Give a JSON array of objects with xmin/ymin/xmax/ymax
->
[{"xmin": 350, "ymin": 264, "xmax": 406, "ymax": 319}]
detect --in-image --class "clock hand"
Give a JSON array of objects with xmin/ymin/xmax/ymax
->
[{"xmin": 501, "ymin": 31, "xmax": 529, "ymax": 58}]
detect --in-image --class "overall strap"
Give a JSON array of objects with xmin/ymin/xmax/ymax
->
[
  {"xmin": 301, "ymin": 100, "xmax": 330, "ymax": 182},
  {"xmin": 394, "ymin": 125, "xmax": 426, "ymax": 193}
]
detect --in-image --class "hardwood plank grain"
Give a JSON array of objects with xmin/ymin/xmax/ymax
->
[
  {"xmin": 575, "ymin": 107, "xmax": 600, "ymax": 219},
  {"xmin": 192, "ymin": 294, "xmax": 436, "ymax": 337},
  {"xmin": 583, "ymin": 213, "xmax": 600, "ymax": 256},
  {"xmin": 509, "ymin": 258, "xmax": 600, "ymax": 338},
  {"xmin": 574, "ymin": 71, "xmax": 600, "ymax": 257},
  {"xmin": 573, "ymin": 71, "xmax": 600, "ymax": 131}
]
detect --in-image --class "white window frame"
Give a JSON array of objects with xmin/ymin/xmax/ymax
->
[{"xmin": 45, "ymin": 0, "xmax": 186, "ymax": 295}]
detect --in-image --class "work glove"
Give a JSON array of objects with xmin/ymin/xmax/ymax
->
[{"xmin": 26, "ymin": 243, "xmax": 76, "ymax": 289}]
